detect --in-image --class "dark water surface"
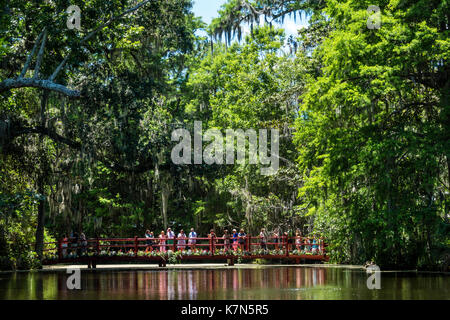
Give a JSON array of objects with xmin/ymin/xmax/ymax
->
[{"xmin": 0, "ymin": 266, "xmax": 448, "ymax": 300}]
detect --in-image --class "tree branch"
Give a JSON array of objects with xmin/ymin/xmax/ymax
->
[
  {"xmin": 6, "ymin": 121, "xmax": 164, "ymax": 174},
  {"xmin": 19, "ymin": 29, "xmax": 45, "ymax": 78},
  {"xmin": 0, "ymin": 78, "xmax": 80, "ymax": 97},
  {"xmin": 49, "ymin": 56, "xmax": 69, "ymax": 81},
  {"xmin": 12, "ymin": 125, "xmax": 81, "ymax": 150},
  {"xmin": 33, "ymin": 28, "xmax": 47, "ymax": 79}
]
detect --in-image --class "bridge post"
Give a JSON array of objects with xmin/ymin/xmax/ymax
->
[
  {"xmin": 134, "ymin": 236, "xmax": 138, "ymax": 256},
  {"xmin": 57, "ymin": 239, "xmax": 62, "ymax": 260},
  {"xmin": 285, "ymin": 235, "xmax": 289, "ymax": 257},
  {"xmin": 96, "ymin": 237, "xmax": 100, "ymax": 255},
  {"xmin": 209, "ymin": 236, "xmax": 212, "ymax": 253},
  {"xmin": 159, "ymin": 258, "xmax": 166, "ymax": 267},
  {"xmin": 246, "ymin": 235, "xmax": 249, "ymax": 252},
  {"xmin": 212, "ymin": 236, "xmax": 215, "ymax": 255},
  {"xmin": 173, "ymin": 236, "xmax": 176, "ymax": 252}
]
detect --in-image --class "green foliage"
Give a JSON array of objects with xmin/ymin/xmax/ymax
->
[
  {"xmin": 294, "ymin": 0, "xmax": 450, "ymax": 268},
  {"xmin": 0, "ymin": 0, "xmax": 448, "ymax": 271},
  {"xmin": 0, "ymin": 191, "xmax": 43, "ymax": 270}
]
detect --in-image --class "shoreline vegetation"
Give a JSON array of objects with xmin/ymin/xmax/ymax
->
[{"xmin": 1, "ymin": 0, "xmax": 449, "ymax": 274}]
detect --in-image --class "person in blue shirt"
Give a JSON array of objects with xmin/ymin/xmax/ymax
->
[
  {"xmin": 188, "ymin": 228, "xmax": 197, "ymax": 251},
  {"xmin": 312, "ymin": 237, "xmax": 319, "ymax": 254},
  {"xmin": 232, "ymin": 229, "xmax": 238, "ymax": 251},
  {"xmin": 238, "ymin": 229, "xmax": 246, "ymax": 251}
]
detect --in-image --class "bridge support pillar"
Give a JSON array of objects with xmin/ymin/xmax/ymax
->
[
  {"xmin": 158, "ymin": 260, "xmax": 167, "ymax": 267},
  {"xmin": 227, "ymin": 258, "xmax": 234, "ymax": 266},
  {"xmin": 87, "ymin": 259, "xmax": 97, "ymax": 269}
]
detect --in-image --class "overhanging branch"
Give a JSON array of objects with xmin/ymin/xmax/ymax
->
[
  {"xmin": 7, "ymin": 122, "xmax": 164, "ymax": 174},
  {"xmin": 0, "ymin": 78, "xmax": 80, "ymax": 97},
  {"xmin": 15, "ymin": 125, "xmax": 81, "ymax": 150}
]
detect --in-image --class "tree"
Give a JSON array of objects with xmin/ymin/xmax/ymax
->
[
  {"xmin": 1, "ymin": 0, "xmax": 198, "ymax": 260},
  {"xmin": 294, "ymin": 0, "xmax": 449, "ymax": 268}
]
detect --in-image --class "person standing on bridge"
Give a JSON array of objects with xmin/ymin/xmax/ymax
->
[
  {"xmin": 238, "ymin": 229, "xmax": 246, "ymax": 251},
  {"xmin": 145, "ymin": 230, "xmax": 153, "ymax": 252},
  {"xmin": 80, "ymin": 232, "xmax": 87, "ymax": 256},
  {"xmin": 304, "ymin": 236, "xmax": 311, "ymax": 252},
  {"xmin": 259, "ymin": 228, "xmax": 267, "ymax": 250},
  {"xmin": 273, "ymin": 231, "xmax": 279, "ymax": 250},
  {"xmin": 295, "ymin": 231, "xmax": 302, "ymax": 251},
  {"xmin": 62, "ymin": 234, "xmax": 69, "ymax": 257},
  {"xmin": 167, "ymin": 228, "xmax": 175, "ymax": 248},
  {"xmin": 150, "ymin": 231, "xmax": 155, "ymax": 251},
  {"xmin": 232, "ymin": 229, "xmax": 238, "ymax": 251},
  {"xmin": 208, "ymin": 229, "xmax": 216, "ymax": 252},
  {"xmin": 282, "ymin": 231, "xmax": 289, "ymax": 251},
  {"xmin": 159, "ymin": 231, "xmax": 167, "ymax": 252},
  {"xmin": 223, "ymin": 229, "xmax": 230, "ymax": 251},
  {"xmin": 188, "ymin": 228, "xmax": 197, "ymax": 252},
  {"xmin": 177, "ymin": 230, "xmax": 187, "ymax": 251},
  {"xmin": 71, "ymin": 232, "xmax": 79, "ymax": 256},
  {"xmin": 311, "ymin": 236, "xmax": 318, "ymax": 254}
]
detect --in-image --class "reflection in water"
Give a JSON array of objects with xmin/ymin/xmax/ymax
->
[{"xmin": 0, "ymin": 267, "xmax": 448, "ymax": 300}]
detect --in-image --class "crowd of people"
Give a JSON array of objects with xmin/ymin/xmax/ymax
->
[
  {"xmin": 58, "ymin": 228, "xmax": 324, "ymax": 257},
  {"xmin": 143, "ymin": 227, "xmax": 324, "ymax": 254},
  {"xmin": 61, "ymin": 231, "xmax": 88, "ymax": 257}
]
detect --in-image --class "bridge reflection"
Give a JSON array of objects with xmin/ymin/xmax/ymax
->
[
  {"xmin": 2, "ymin": 267, "xmax": 448, "ymax": 300},
  {"xmin": 54, "ymin": 267, "xmax": 327, "ymax": 299}
]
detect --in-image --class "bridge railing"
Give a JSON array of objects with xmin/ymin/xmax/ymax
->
[{"xmin": 44, "ymin": 235, "xmax": 327, "ymax": 260}]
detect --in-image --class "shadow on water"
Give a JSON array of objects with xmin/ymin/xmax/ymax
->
[{"xmin": 0, "ymin": 266, "xmax": 448, "ymax": 300}]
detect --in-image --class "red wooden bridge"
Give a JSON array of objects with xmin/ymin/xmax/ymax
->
[{"xmin": 43, "ymin": 235, "xmax": 329, "ymax": 268}]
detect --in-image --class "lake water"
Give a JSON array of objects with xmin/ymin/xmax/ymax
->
[{"xmin": 0, "ymin": 266, "xmax": 448, "ymax": 300}]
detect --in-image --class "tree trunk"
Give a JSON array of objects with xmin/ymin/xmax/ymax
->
[
  {"xmin": 35, "ymin": 177, "xmax": 45, "ymax": 259},
  {"xmin": 35, "ymin": 90, "xmax": 48, "ymax": 260},
  {"xmin": 446, "ymin": 156, "xmax": 450, "ymax": 224},
  {"xmin": 161, "ymin": 177, "xmax": 171, "ymax": 230}
]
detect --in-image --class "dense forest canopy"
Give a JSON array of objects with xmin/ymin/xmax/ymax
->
[{"xmin": 0, "ymin": 0, "xmax": 448, "ymax": 270}]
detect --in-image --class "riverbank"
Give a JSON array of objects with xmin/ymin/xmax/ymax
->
[
  {"xmin": 0, "ymin": 263, "xmax": 365, "ymax": 274},
  {"xmin": 41, "ymin": 263, "xmax": 445, "ymax": 274}
]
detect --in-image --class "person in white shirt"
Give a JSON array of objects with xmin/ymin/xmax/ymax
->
[
  {"xmin": 259, "ymin": 228, "xmax": 267, "ymax": 250},
  {"xmin": 188, "ymin": 228, "xmax": 197, "ymax": 251},
  {"xmin": 177, "ymin": 230, "xmax": 187, "ymax": 251},
  {"xmin": 167, "ymin": 227, "xmax": 175, "ymax": 250}
]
